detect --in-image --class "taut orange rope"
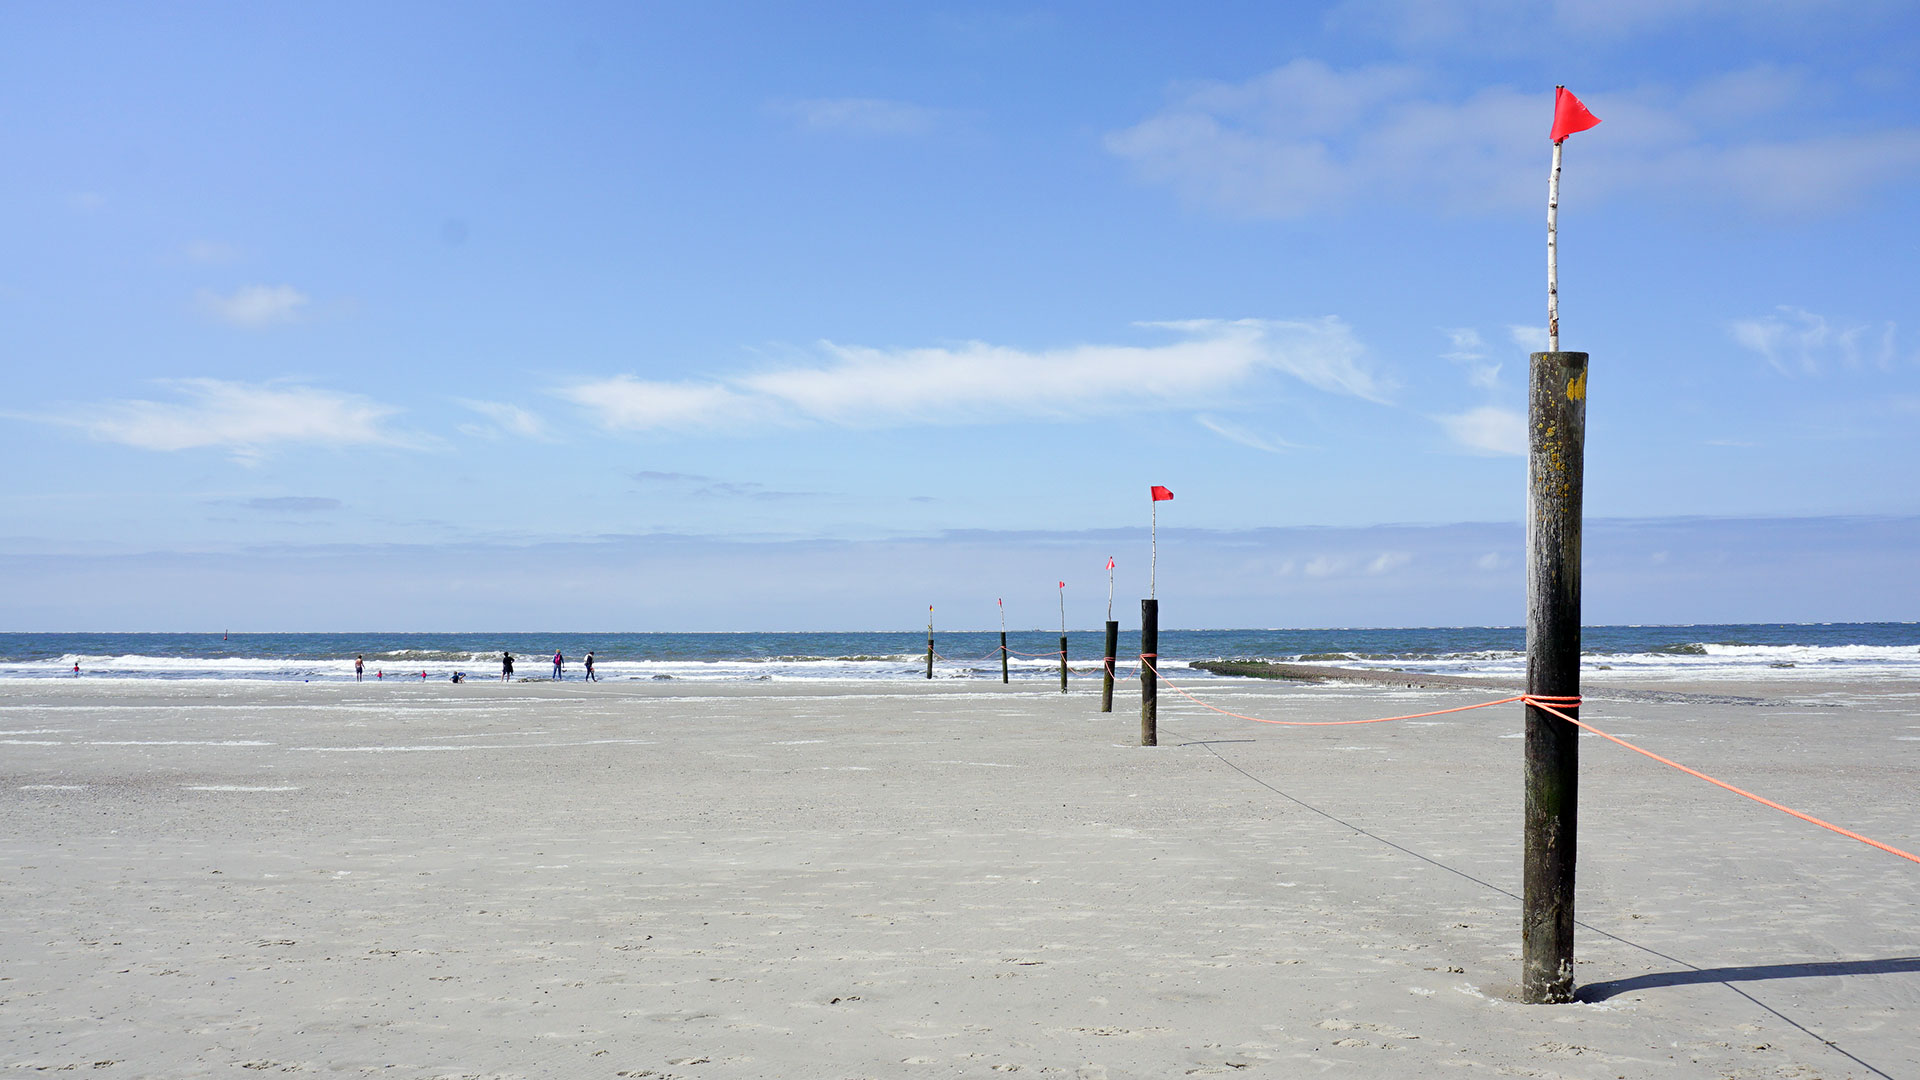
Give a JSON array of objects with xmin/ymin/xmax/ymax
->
[
  {"xmin": 1139, "ymin": 656, "xmax": 1918, "ymax": 866},
  {"xmin": 1141, "ymin": 656, "xmax": 1537, "ymax": 726},
  {"xmin": 1528, "ymin": 698, "xmax": 1920, "ymax": 866}
]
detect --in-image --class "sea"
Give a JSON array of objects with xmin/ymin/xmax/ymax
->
[{"xmin": 2, "ymin": 625, "xmax": 1917, "ymax": 685}]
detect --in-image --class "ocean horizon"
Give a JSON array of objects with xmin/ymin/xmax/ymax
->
[{"xmin": 5, "ymin": 623, "xmax": 1917, "ymax": 684}]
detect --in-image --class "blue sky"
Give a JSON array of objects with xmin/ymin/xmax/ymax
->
[{"xmin": 3, "ymin": 1, "xmax": 1917, "ymax": 630}]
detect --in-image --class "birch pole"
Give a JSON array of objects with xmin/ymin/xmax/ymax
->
[
  {"xmin": 1105, "ymin": 558, "xmax": 1115, "ymax": 623},
  {"xmin": 1150, "ymin": 500, "xmax": 1158, "ymax": 600},
  {"xmin": 1547, "ymin": 137, "xmax": 1564, "ymax": 352}
]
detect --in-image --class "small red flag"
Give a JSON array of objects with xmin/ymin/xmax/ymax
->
[
  {"xmin": 1058, "ymin": 581, "xmax": 1066, "ymax": 589},
  {"xmin": 1549, "ymin": 86, "xmax": 1600, "ymax": 143},
  {"xmin": 1150, "ymin": 485, "xmax": 1174, "ymax": 501},
  {"xmin": 1105, "ymin": 556, "xmax": 1115, "ymax": 570}
]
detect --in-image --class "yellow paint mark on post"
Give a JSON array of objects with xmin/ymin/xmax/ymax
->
[{"xmin": 1566, "ymin": 369, "xmax": 1587, "ymax": 402}]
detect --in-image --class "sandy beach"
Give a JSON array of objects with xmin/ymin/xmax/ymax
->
[{"xmin": 2, "ymin": 673, "xmax": 1916, "ymax": 1078}]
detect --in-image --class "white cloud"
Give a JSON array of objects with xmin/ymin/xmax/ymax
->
[
  {"xmin": 44, "ymin": 379, "xmax": 417, "ymax": 461},
  {"xmin": 1508, "ymin": 325, "xmax": 1549, "ymax": 352},
  {"xmin": 1195, "ymin": 414, "xmax": 1298, "ymax": 453},
  {"xmin": 1729, "ymin": 306, "xmax": 1905, "ymax": 375},
  {"xmin": 198, "ymin": 285, "xmax": 309, "ymax": 327},
  {"xmin": 1326, "ymin": 0, "xmax": 1876, "ymax": 51},
  {"xmin": 1300, "ymin": 551, "xmax": 1412, "ymax": 578},
  {"xmin": 457, "ymin": 399, "xmax": 549, "ymax": 440},
  {"xmin": 563, "ymin": 319, "xmax": 1388, "ymax": 434},
  {"xmin": 772, "ymin": 97, "xmax": 940, "ymax": 136},
  {"xmin": 1437, "ymin": 405, "xmax": 1527, "ymax": 456},
  {"xmin": 557, "ymin": 377, "xmax": 762, "ymax": 433},
  {"xmin": 1107, "ymin": 60, "xmax": 1920, "ymax": 218},
  {"xmin": 185, "ymin": 241, "xmax": 242, "ymax": 265},
  {"xmin": 1442, "ymin": 327, "xmax": 1501, "ymax": 389},
  {"xmin": 1367, "ymin": 551, "xmax": 1412, "ymax": 574}
]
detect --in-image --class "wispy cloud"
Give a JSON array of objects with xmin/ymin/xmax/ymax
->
[
  {"xmin": 627, "ymin": 470, "xmax": 825, "ymax": 501},
  {"xmin": 242, "ymin": 496, "xmax": 342, "ymax": 512},
  {"xmin": 557, "ymin": 377, "xmax": 761, "ymax": 433},
  {"xmin": 562, "ymin": 319, "xmax": 1388, "ymax": 434},
  {"xmin": 457, "ymin": 399, "xmax": 549, "ymax": 440},
  {"xmin": 1436, "ymin": 404, "xmax": 1526, "ymax": 456},
  {"xmin": 1326, "ymin": 0, "xmax": 1882, "ymax": 52},
  {"xmin": 36, "ymin": 379, "xmax": 420, "ymax": 462},
  {"xmin": 1729, "ymin": 306, "xmax": 1905, "ymax": 375},
  {"xmin": 197, "ymin": 284, "xmax": 309, "ymax": 327},
  {"xmin": 1507, "ymin": 325, "xmax": 1549, "ymax": 353},
  {"xmin": 184, "ymin": 241, "xmax": 242, "ymax": 265},
  {"xmin": 771, "ymin": 97, "xmax": 941, "ymax": 136},
  {"xmin": 1195, "ymin": 414, "xmax": 1298, "ymax": 453},
  {"xmin": 1442, "ymin": 327, "xmax": 1501, "ymax": 389},
  {"xmin": 1107, "ymin": 60, "xmax": 1920, "ymax": 218},
  {"xmin": 1302, "ymin": 550, "xmax": 1414, "ymax": 578}
]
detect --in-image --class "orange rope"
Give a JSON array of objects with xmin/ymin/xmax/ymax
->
[
  {"xmin": 1141, "ymin": 656, "xmax": 1536, "ymax": 726},
  {"xmin": 1529, "ymin": 698, "xmax": 1920, "ymax": 866},
  {"xmin": 1140, "ymin": 657, "xmax": 1917, "ymax": 866}
]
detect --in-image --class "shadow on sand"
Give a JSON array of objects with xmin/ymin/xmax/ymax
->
[{"xmin": 1578, "ymin": 956, "xmax": 1920, "ymax": 1002}]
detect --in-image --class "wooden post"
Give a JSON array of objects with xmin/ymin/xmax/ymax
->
[
  {"xmin": 1000, "ymin": 630, "xmax": 1009, "ymax": 684},
  {"xmin": 1100, "ymin": 619, "xmax": 1118, "ymax": 712},
  {"xmin": 1522, "ymin": 349, "xmax": 1586, "ymax": 1004},
  {"xmin": 1139, "ymin": 599, "xmax": 1158, "ymax": 746},
  {"xmin": 1059, "ymin": 634, "xmax": 1069, "ymax": 693},
  {"xmin": 926, "ymin": 606, "xmax": 934, "ymax": 680}
]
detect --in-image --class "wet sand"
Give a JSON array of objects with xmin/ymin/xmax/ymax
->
[{"xmin": 2, "ymin": 674, "xmax": 1916, "ymax": 1078}]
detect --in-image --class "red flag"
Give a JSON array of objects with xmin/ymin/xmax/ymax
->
[
  {"xmin": 1549, "ymin": 86, "xmax": 1600, "ymax": 143},
  {"xmin": 1105, "ymin": 556, "xmax": 1115, "ymax": 570},
  {"xmin": 1058, "ymin": 581, "xmax": 1066, "ymax": 589},
  {"xmin": 1150, "ymin": 485, "xmax": 1173, "ymax": 501}
]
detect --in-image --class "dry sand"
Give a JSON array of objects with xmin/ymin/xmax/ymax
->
[{"xmin": 2, "ymin": 673, "xmax": 1916, "ymax": 1078}]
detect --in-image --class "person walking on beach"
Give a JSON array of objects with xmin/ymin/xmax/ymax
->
[
  {"xmin": 501, "ymin": 651, "xmax": 514, "ymax": 682},
  {"xmin": 584, "ymin": 651, "xmax": 596, "ymax": 681},
  {"xmin": 355, "ymin": 655, "xmax": 364, "ymax": 682},
  {"xmin": 552, "ymin": 650, "xmax": 564, "ymax": 680}
]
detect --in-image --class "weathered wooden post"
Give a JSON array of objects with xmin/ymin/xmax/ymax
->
[
  {"xmin": 1139, "ymin": 599, "xmax": 1158, "ymax": 747},
  {"xmin": 1141, "ymin": 488, "xmax": 1171, "ymax": 747},
  {"xmin": 1522, "ymin": 86, "xmax": 1600, "ymax": 1006},
  {"xmin": 998, "ymin": 598, "xmax": 1009, "ymax": 684},
  {"xmin": 1101, "ymin": 555, "xmax": 1117, "ymax": 712},
  {"xmin": 1523, "ymin": 348, "xmax": 1585, "ymax": 1004},
  {"xmin": 1056, "ymin": 582, "xmax": 1069, "ymax": 693},
  {"xmin": 1100, "ymin": 619, "xmax": 1118, "ymax": 712},
  {"xmin": 925, "ymin": 605, "xmax": 934, "ymax": 680}
]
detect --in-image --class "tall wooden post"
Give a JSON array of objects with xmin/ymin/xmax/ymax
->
[
  {"xmin": 1000, "ymin": 631, "xmax": 1009, "ymax": 684},
  {"xmin": 926, "ymin": 606, "xmax": 934, "ymax": 681},
  {"xmin": 1059, "ymin": 635, "xmax": 1069, "ymax": 693},
  {"xmin": 1139, "ymin": 599, "xmax": 1158, "ymax": 746},
  {"xmin": 1100, "ymin": 619, "xmax": 1118, "ymax": 712},
  {"xmin": 1522, "ymin": 349, "xmax": 1586, "ymax": 1004}
]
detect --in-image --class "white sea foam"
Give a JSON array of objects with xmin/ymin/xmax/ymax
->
[{"xmin": 4, "ymin": 638, "xmax": 1915, "ymax": 684}]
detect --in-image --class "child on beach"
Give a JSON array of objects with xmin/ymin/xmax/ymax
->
[
  {"xmin": 501, "ymin": 652, "xmax": 514, "ymax": 681},
  {"xmin": 552, "ymin": 651, "xmax": 564, "ymax": 679},
  {"xmin": 355, "ymin": 655, "xmax": 364, "ymax": 681},
  {"xmin": 584, "ymin": 651, "xmax": 596, "ymax": 681}
]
